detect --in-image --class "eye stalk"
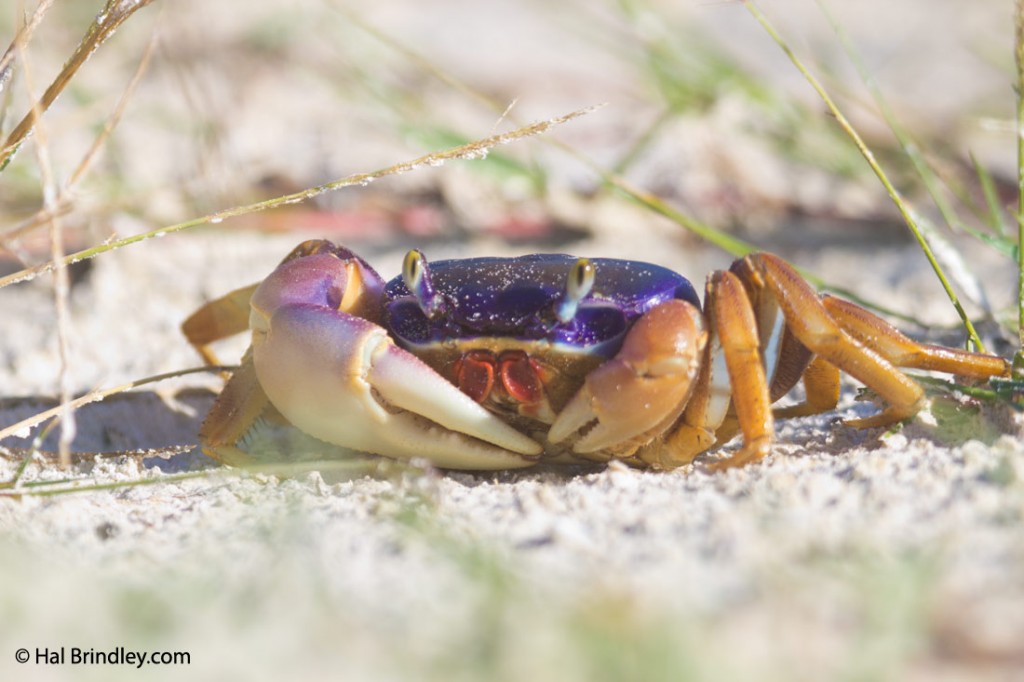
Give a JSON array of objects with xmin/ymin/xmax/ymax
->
[
  {"xmin": 555, "ymin": 257, "xmax": 595, "ymax": 324},
  {"xmin": 402, "ymin": 249, "xmax": 446, "ymax": 318}
]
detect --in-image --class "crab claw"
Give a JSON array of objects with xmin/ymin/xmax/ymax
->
[
  {"xmin": 249, "ymin": 281, "xmax": 542, "ymax": 469},
  {"xmin": 547, "ymin": 300, "xmax": 706, "ymax": 457}
]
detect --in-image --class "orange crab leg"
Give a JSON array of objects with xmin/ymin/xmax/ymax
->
[
  {"xmin": 197, "ymin": 351, "xmax": 271, "ymax": 465},
  {"xmin": 735, "ymin": 253, "xmax": 924, "ymax": 429},
  {"xmin": 704, "ymin": 270, "xmax": 774, "ymax": 470},
  {"xmin": 651, "ymin": 273, "xmax": 764, "ymax": 469},
  {"xmin": 772, "ymin": 355, "xmax": 842, "ymax": 420},
  {"xmin": 182, "ymin": 283, "xmax": 260, "ymax": 366},
  {"xmin": 650, "ymin": 347, "xmax": 720, "ymax": 468},
  {"xmin": 821, "ymin": 295, "xmax": 1011, "ymax": 379}
]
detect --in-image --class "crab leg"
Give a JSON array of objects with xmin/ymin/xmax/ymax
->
[
  {"xmin": 733, "ymin": 253, "xmax": 926, "ymax": 429},
  {"xmin": 700, "ymin": 270, "xmax": 775, "ymax": 470},
  {"xmin": 197, "ymin": 351, "xmax": 272, "ymax": 465},
  {"xmin": 643, "ymin": 275, "xmax": 745, "ymax": 468},
  {"xmin": 643, "ymin": 348, "xmax": 720, "ymax": 468},
  {"xmin": 821, "ymin": 295, "xmax": 1011, "ymax": 379},
  {"xmin": 547, "ymin": 299, "xmax": 707, "ymax": 459},
  {"xmin": 772, "ymin": 355, "xmax": 841, "ymax": 420},
  {"xmin": 182, "ymin": 283, "xmax": 260, "ymax": 366}
]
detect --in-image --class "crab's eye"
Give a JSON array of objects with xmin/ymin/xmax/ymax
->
[
  {"xmin": 568, "ymin": 258, "xmax": 595, "ymax": 300},
  {"xmin": 402, "ymin": 249, "xmax": 425, "ymax": 290},
  {"xmin": 402, "ymin": 249, "xmax": 444, "ymax": 318},
  {"xmin": 556, "ymin": 258, "xmax": 595, "ymax": 324}
]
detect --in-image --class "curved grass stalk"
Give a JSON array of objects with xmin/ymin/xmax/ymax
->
[
  {"xmin": 0, "ymin": 469, "xmax": 222, "ymax": 498},
  {"xmin": 0, "ymin": 450, "xmax": 408, "ymax": 497},
  {"xmin": 743, "ymin": 1, "xmax": 986, "ymax": 353},
  {"xmin": 0, "ymin": 0, "xmax": 56, "ymax": 97},
  {"xmin": 0, "ymin": 417, "xmax": 61, "ymax": 490},
  {"xmin": 816, "ymin": 0, "xmax": 992, "ymax": 318},
  {"xmin": 0, "ymin": 106, "xmax": 597, "ymax": 289},
  {"xmin": 0, "ymin": 366, "xmax": 229, "ymax": 446},
  {"xmin": 2, "ymin": 17, "xmax": 158, "ymax": 246},
  {"xmin": 0, "ymin": 365, "xmax": 225, "ymax": 492},
  {"xmin": 16, "ymin": 33, "xmax": 76, "ymax": 467}
]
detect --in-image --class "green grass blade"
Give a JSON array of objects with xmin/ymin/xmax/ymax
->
[
  {"xmin": 743, "ymin": 0, "xmax": 986, "ymax": 352},
  {"xmin": 817, "ymin": 1, "xmax": 963, "ymax": 232}
]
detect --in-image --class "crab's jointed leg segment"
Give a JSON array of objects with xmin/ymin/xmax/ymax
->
[
  {"xmin": 197, "ymin": 352, "xmax": 272, "ymax": 465},
  {"xmin": 702, "ymin": 270, "xmax": 774, "ymax": 470},
  {"xmin": 182, "ymin": 283, "xmax": 260, "ymax": 366},
  {"xmin": 772, "ymin": 355, "xmax": 841, "ymax": 420},
  {"xmin": 821, "ymin": 295, "xmax": 1011, "ymax": 379},
  {"xmin": 734, "ymin": 253, "xmax": 927, "ymax": 430}
]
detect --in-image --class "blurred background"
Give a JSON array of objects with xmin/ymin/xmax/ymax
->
[
  {"xmin": 1, "ymin": 0, "xmax": 1019, "ymax": 391},
  {"xmin": 0, "ymin": 0, "xmax": 1015, "ymax": 265}
]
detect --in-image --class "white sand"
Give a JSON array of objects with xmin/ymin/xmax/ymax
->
[{"xmin": 2, "ymin": 233, "xmax": 1023, "ymax": 681}]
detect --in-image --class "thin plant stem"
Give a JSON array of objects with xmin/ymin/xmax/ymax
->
[
  {"xmin": 0, "ymin": 366, "xmax": 229, "ymax": 446},
  {"xmin": 18, "ymin": 34, "xmax": 76, "ymax": 468},
  {"xmin": 69, "ymin": 27, "xmax": 158, "ymax": 189},
  {"xmin": 817, "ymin": 0, "xmax": 991, "ymax": 317},
  {"xmin": 0, "ymin": 106, "xmax": 597, "ymax": 289},
  {"xmin": 0, "ymin": 0, "xmax": 156, "ymax": 170},
  {"xmin": 341, "ymin": 7, "xmax": 931, "ymax": 327},
  {"xmin": 1, "ymin": 417, "xmax": 62, "ymax": 489},
  {"xmin": 0, "ymin": 0, "xmax": 56, "ymax": 97},
  {"xmin": 1, "ymin": 27, "xmax": 159, "ymax": 246},
  {"xmin": 1016, "ymin": 0, "xmax": 1024, "ymax": 373},
  {"xmin": 743, "ymin": 1, "xmax": 986, "ymax": 353},
  {"xmin": 0, "ymin": 470, "xmax": 219, "ymax": 498},
  {"xmin": 817, "ymin": 1, "xmax": 960, "ymax": 230}
]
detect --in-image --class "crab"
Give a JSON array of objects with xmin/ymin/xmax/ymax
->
[{"xmin": 182, "ymin": 239, "xmax": 1011, "ymax": 470}]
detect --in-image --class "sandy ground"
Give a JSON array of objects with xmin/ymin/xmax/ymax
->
[
  {"xmin": 3, "ymin": 232, "xmax": 1024, "ymax": 682},
  {"xmin": 2, "ymin": 1, "xmax": 1024, "ymax": 680}
]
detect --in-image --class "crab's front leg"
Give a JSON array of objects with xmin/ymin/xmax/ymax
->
[
  {"xmin": 646, "ymin": 269, "xmax": 779, "ymax": 470},
  {"xmin": 239, "ymin": 249, "xmax": 542, "ymax": 470}
]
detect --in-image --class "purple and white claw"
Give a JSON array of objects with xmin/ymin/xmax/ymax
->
[{"xmin": 250, "ymin": 298, "xmax": 541, "ymax": 469}]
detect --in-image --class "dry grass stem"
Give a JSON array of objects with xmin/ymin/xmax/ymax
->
[
  {"xmin": 0, "ymin": 0, "xmax": 156, "ymax": 170},
  {"xmin": 0, "ymin": 0, "xmax": 56, "ymax": 96},
  {"xmin": 0, "ymin": 25, "xmax": 158, "ymax": 246},
  {"xmin": 0, "ymin": 105, "xmax": 598, "ymax": 288},
  {"xmin": 17, "ymin": 35, "xmax": 75, "ymax": 468},
  {"xmin": 0, "ymin": 366, "xmax": 226, "ymax": 448},
  {"xmin": 1016, "ymin": 0, "xmax": 1024, "ymax": 359}
]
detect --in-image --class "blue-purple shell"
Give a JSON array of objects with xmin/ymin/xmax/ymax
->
[{"xmin": 383, "ymin": 254, "xmax": 700, "ymax": 358}]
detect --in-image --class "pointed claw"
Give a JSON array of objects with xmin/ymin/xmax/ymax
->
[
  {"xmin": 548, "ymin": 300, "xmax": 706, "ymax": 456},
  {"xmin": 367, "ymin": 339, "xmax": 543, "ymax": 457},
  {"xmin": 252, "ymin": 304, "xmax": 541, "ymax": 470}
]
